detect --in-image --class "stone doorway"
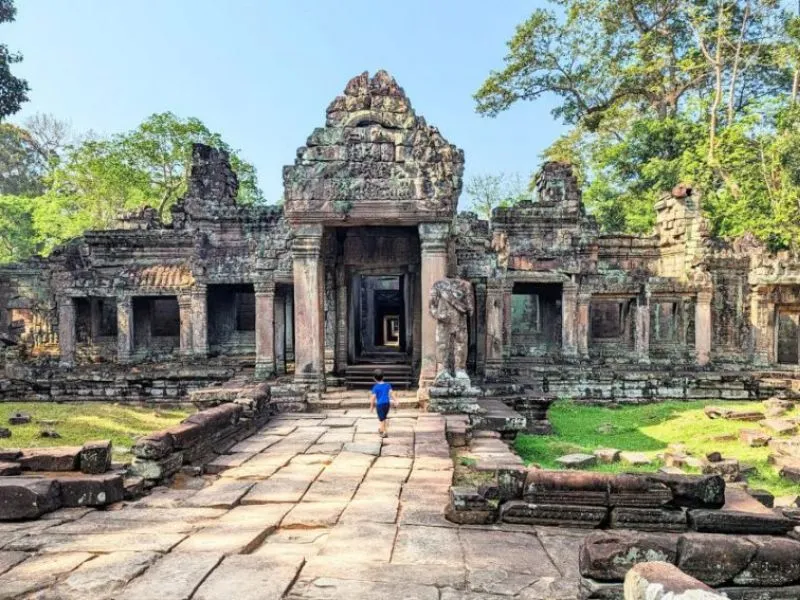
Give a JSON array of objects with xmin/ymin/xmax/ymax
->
[
  {"xmin": 349, "ymin": 274, "xmax": 411, "ymax": 364},
  {"xmin": 777, "ymin": 310, "xmax": 800, "ymax": 365}
]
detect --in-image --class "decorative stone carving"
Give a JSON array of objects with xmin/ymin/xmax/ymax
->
[{"xmin": 429, "ymin": 277, "xmax": 474, "ymax": 388}]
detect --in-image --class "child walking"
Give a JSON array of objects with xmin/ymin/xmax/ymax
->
[{"xmin": 370, "ymin": 369, "xmax": 396, "ymax": 438}]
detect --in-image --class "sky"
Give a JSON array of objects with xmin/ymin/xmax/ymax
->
[{"xmin": 4, "ymin": 1, "xmax": 565, "ymax": 210}]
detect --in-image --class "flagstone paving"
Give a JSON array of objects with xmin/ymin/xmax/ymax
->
[{"xmin": 0, "ymin": 410, "xmax": 586, "ymax": 599}]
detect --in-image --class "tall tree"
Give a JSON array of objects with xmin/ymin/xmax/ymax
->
[
  {"xmin": 464, "ymin": 172, "xmax": 533, "ymax": 218},
  {"xmin": 0, "ymin": 0, "xmax": 28, "ymax": 120}
]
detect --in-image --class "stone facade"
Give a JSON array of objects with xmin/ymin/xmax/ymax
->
[{"xmin": 3, "ymin": 70, "xmax": 800, "ymax": 403}]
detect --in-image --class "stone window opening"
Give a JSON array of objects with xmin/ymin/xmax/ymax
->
[
  {"xmin": 132, "ymin": 296, "xmax": 180, "ymax": 358},
  {"xmin": 207, "ymin": 284, "xmax": 256, "ymax": 356},
  {"xmin": 510, "ymin": 282, "xmax": 562, "ymax": 357},
  {"xmin": 777, "ymin": 310, "xmax": 800, "ymax": 365},
  {"xmin": 589, "ymin": 299, "xmax": 635, "ymax": 357},
  {"xmin": 150, "ymin": 298, "xmax": 180, "ymax": 337},
  {"xmin": 74, "ymin": 297, "xmax": 118, "ymax": 343},
  {"xmin": 235, "ymin": 291, "xmax": 255, "ymax": 332},
  {"xmin": 652, "ymin": 301, "xmax": 678, "ymax": 342}
]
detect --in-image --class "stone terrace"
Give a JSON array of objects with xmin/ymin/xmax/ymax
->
[{"xmin": 0, "ymin": 410, "xmax": 583, "ymax": 600}]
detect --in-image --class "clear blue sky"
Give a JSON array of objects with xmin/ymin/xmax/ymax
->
[{"xmin": 4, "ymin": 1, "xmax": 564, "ymax": 210}]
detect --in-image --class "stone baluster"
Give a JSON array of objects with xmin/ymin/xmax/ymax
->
[
  {"xmin": 292, "ymin": 224, "xmax": 325, "ymax": 388},
  {"xmin": 418, "ymin": 222, "xmax": 450, "ymax": 388},
  {"xmin": 695, "ymin": 289, "xmax": 713, "ymax": 366},
  {"xmin": 255, "ymin": 281, "xmax": 276, "ymax": 379},
  {"xmin": 191, "ymin": 284, "xmax": 208, "ymax": 358},
  {"xmin": 635, "ymin": 287, "xmax": 650, "ymax": 364},
  {"xmin": 117, "ymin": 296, "xmax": 134, "ymax": 364},
  {"xmin": 577, "ymin": 292, "xmax": 591, "ymax": 360},
  {"xmin": 58, "ymin": 296, "xmax": 76, "ymax": 367},
  {"xmin": 178, "ymin": 294, "xmax": 193, "ymax": 357}
]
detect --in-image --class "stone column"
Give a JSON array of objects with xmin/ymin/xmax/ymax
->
[
  {"xmin": 474, "ymin": 282, "xmax": 487, "ymax": 377},
  {"xmin": 635, "ymin": 288, "xmax": 650, "ymax": 364},
  {"xmin": 292, "ymin": 224, "xmax": 325, "ymax": 388},
  {"xmin": 577, "ymin": 292, "xmax": 591, "ymax": 360},
  {"xmin": 89, "ymin": 298, "xmax": 101, "ymax": 342},
  {"xmin": 561, "ymin": 282, "xmax": 578, "ymax": 359},
  {"xmin": 58, "ymin": 296, "xmax": 76, "ymax": 367},
  {"xmin": 191, "ymin": 284, "xmax": 208, "ymax": 357},
  {"xmin": 285, "ymin": 292, "xmax": 295, "ymax": 361},
  {"xmin": 418, "ymin": 222, "xmax": 450, "ymax": 387},
  {"xmin": 748, "ymin": 286, "xmax": 772, "ymax": 365},
  {"xmin": 334, "ymin": 266, "xmax": 348, "ymax": 374},
  {"xmin": 178, "ymin": 294, "xmax": 193, "ymax": 357},
  {"xmin": 117, "ymin": 296, "xmax": 134, "ymax": 364},
  {"xmin": 274, "ymin": 291, "xmax": 286, "ymax": 375},
  {"xmin": 695, "ymin": 289, "xmax": 713, "ymax": 366},
  {"xmin": 254, "ymin": 281, "xmax": 276, "ymax": 379},
  {"xmin": 486, "ymin": 280, "xmax": 506, "ymax": 363}
]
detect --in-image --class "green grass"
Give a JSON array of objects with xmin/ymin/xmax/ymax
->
[
  {"xmin": 514, "ymin": 400, "xmax": 800, "ymax": 498},
  {"xmin": 0, "ymin": 403, "xmax": 194, "ymax": 461}
]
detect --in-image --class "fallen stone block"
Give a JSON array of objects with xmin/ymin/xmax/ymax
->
[
  {"xmin": 58, "ymin": 472, "xmax": 125, "ymax": 507},
  {"xmin": 739, "ymin": 429, "xmax": 771, "ymax": 447},
  {"xmin": 501, "ymin": 499, "xmax": 607, "ymax": 528},
  {"xmin": 165, "ymin": 422, "xmax": 205, "ymax": 450},
  {"xmin": 608, "ymin": 474, "xmax": 673, "ymax": 508},
  {"xmin": 79, "ymin": 440, "xmax": 112, "ymax": 474},
  {"xmin": 624, "ymin": 561, "xmax": 724, "ymax": 600},
  {"xmin": 676, "ymin": 532, "xmax": 756, "ymax": 585},
  {"xmin": 764, "ymin": 397, "xmax": 795, "ymax": 412},
  {"xmin": 593, "ymin": 448, "xmax": 620, "ymax": 464},
  {"xmin": 444, "ymin": 503, "xmax": 496, "ymax": 525},
  {"xmin": 732, "ymin": 536, "xmax": 800, "ymax": 586},
  {"xmin": 779, "ymin": 460, "xmax": 800, "ymax": 484},
  {"xmin": 609, "ymin": 507, "xmax": 687, "ymax": 532},
  {"xmin": 0, "ymin": 477, "xmax": 61, "ymax": 520},
  {"xmin": 0, "ymin": 462, "xmax": 21, "ymax": 476},
  {"xmin": 759, "ymin": 419, "xmax": 797, "ymax": 436},
  {"xmin": 619, "ymin": 451, "xmax": 651, "ymax": 466},
  {"xmin": 18, "ymin": 447, "xmax": 80, "ymax": 471},
  {"xmin": 129, "ymin": 452, "xmax": 184, "ymax": 483},
  {"xmin": 688, "ymin": 507, "xmax": 793, "ymax": 535},
  {"xmin": 579, "ymin": 530, "xmax": 679, "ymax": 581},
  {"xmin": 123, "ymin": 476, "xmax": 145, "ymax": 499},
  {"xmin": 524, "ymin": 469, "xmax": 608, "ymax": 505},
  {"xmin": 0, "ymin": 427, "xmax": 10, "ymax": 438},
  {"xmin": 705, "ymin": 451, "xmax": 722, "ymax": 462},
  {"xmin": 768, "ymin": 436, "xmax": 800, "ymax": 458},
  {"xmin": 647, "ymin": 473, "xmax": 725, "ymax": 508},
  {"xmin": 701, "ymin": 458, "xmax": 740, "ymax": 482},
  {"xmin": 0, "ymin": 449, "xmax": 21, "ymax": 462},
  {"xmin": 766, "ymin": 406, "xmax": 788, "ymax": 418},
  {"xmin": 555, "ymin": 453, "xmax": 597, "ymax": 469},
  {"xmin": 131, "ymin": 432, "xmax": 173, "ymax": 460},
  {"xmin": 8, "ymin": 412, "xmax": 31, "ymax": 425},
  {"xmin": 747, "ymin": 488, "xmax": 774, "ymax": 508}
]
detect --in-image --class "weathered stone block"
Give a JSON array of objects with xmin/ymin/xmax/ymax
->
[
  {"xmin": 647, "ymin": 473, "xmax": 725, "ymax": 508},
  {"xmin": 608, "ymin": 474, "xmax": 673, "ymax": 508},
  {"xmin": 609, "ymin": 507, "xmax": 687, "ymax": 532},
  {"xmin": 676, "ymin": 532, "xmax": 755, "ymax": 586},
  {"xmin": 731, "ymin": 536, "xmax": 800, "ymax": 586},
  {"xmin": 619, "ymin": 451, "xmax": 651, "ymax": 466},
  {"xmin": 0, "ymin": 449, "xmax": 21, "ymax": 462},
  {"xmin": 132, "ymin": 432, "xmax": 173, "ymax": 460},
  {"xmin": 760, "ymin": 419, "xmax": 797, "ymax": 436},
  {"xmin": 18, "ymin": 447, "xmax": 80, "ymax": 471},
  {"xmin": 556, "ymin": 453, "xmax": 597, "ymax": 469},
  {"xmin": 624, "ymin": 562, "xmax": 723, "ymax": 600},
  {"xmin": 739, "ymin": 429, "xmax": 771, "ymax": 447},
  {"xmin": 0, "ymin": 461, "xmax": 21, "ymax": 475},
  {"xmin": 688, "ymin": 508, "xmax": 794, "ymax": 535},
  {"xmin": 0, "ymin": 427, "xmax": 11, "ymax": 438},
  {"xmin": 524, "ymin": 470, "xmax": 609, "ymax": 505},
  {"xmin": 701, "ymin": 458, "xmax": 740, "ymax": 482},
  {"xmin": 0, "ymin": 477, "xmax": 61, "ymax": 520},
  {"xmin": 58, "ymin": 472, "xmax": 125, "ymax": 507},
  {"xmin": 593, "ymin": 448, "xmax": 620, "ymax": 464},
  {"xmin": 8, "ymin": 412, "xmax": 31, "ymax": 425},
  {"xmin": 579, "ymin": 530, "xmax": 679, "ymax": 581},
  {"xmin": 501, "ymin": 499, "xmax": 607, "ymax": 528},
  {"xmin": 79, "ymin": 439, "xmax": 112, "ymax": 474},
  {"xmin": 129, "ymin": 452, "xmax": 184, "ymax": 482}
]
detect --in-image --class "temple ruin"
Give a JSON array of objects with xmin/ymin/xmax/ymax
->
[{"xmin": 2, "ymin": 70, "xmax": 800, "ymax": 404}]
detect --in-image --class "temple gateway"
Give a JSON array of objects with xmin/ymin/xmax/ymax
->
[{"xmin": 2, "ymin": 71, "xmax": 800, "ymax": 405}]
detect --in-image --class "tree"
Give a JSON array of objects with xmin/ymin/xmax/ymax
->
[
  {"xmin": 477, "ymin": 0, "xmax": 799, "ymax": 244},
  {"xmin": 0, "ymin": 114, "xmax": 71, "ymax": 196},
  {"xmin": 0, "ymin": 0, "xmax": 28, "ymax": 120},
  {"xmin": 464, "ymin": 172, "xmax": 534, "ymax": 219},
  {"xmin": 33, "ymin": 112, "xmax": 263, "ymax": 254}
]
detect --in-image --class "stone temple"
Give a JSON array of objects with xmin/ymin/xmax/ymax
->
[{"xmin": 2, "ymin": 70, "xmax": 800, "ymax": 406}]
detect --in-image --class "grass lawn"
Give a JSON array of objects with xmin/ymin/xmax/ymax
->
[
  {"xmin": 514, "ymin": 400, "xmax": 800, "ymax": 498},
  {"xmin": 0, "ymin": 403, "xmax": 194, "ymax": 461}
]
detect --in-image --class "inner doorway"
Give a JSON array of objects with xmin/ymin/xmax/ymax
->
[{"xmin": 348, "ymin": 273, "xmax": 414, "ymax": 362}]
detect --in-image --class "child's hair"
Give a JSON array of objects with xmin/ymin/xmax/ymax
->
[{"xmin": 373, "ymin": 369, "xmax": 384, "ymax": 382}]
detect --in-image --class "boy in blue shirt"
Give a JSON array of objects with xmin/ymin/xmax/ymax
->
[{"xmin": 370, "ymin": 369, "xmax": 396, "ymax": 438}]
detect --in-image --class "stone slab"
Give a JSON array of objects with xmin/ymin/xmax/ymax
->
[
  {"xmin": 556, "ymin": 454, "xmax": 597, "ymax": 469},
  {"xmin": 193, "ymin": 555, "xmax": 305, "ymax": 600},
  {"xmin": 618, "ymin": 451, "xmax": 651, "ymax": 466},
  {"xmin": 392, "ymin": 525, "xmax": 464, "ymax": 567},
  {"xmin": 318, "ymin": 522, "xmax": 396, "ymax": 563},
  {"xmin": 58, "ymin": 472, "xmax": 125, "ymax": 507},
  {"xmin": 501, "ymin": 500, "xmax": 607, "ymax": 528},
  {"xmin": 297, "ymin": 577, "xmax": 438, "ymax": 600},
  {"xmin": 182, "ymin": 479, "xmax": 254, "ymax": 509},
  {"xmin": 18, "ymin": 447, "xmax": 80, "ymax": 471},
  {"xmin": 119, "ymin": 552, "xmax": 223, "ymax": 600},
  {"xmin": 242, "ymin": 465, "xmax": 323, "ymax": 504},
  {"xmin": 759, "ymin": 419, "xmax": 798, "ymax": 436},
  {"xmin": 205, "ymin": 453, "xmax": 255, "ymax": 474},
  {"xmin": 460, "ymin": 529, "xmax": 560, "ymax": 577},
  {"xmin": 282, "ymin": 501, "xmax": 348, "ymax": 528},
  {"xmin": 6, "ymin": 531, "xmax": 188, "ymax": 554},
  {"xmin": 45, "ymin": 551, "xmax": 160, "ymax": 600},
  {"xmin": 0, "ymin": 477, "xmax": 61, "ymax": 520},
  {"xmin": 0, "ymin": 551, "xmax": 28, "ymax": 577},
  {"xmin": 0, "ymin": 552, "xmax": 94, "ymax": 600}
]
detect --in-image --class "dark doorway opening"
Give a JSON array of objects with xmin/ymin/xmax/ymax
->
[{"xmin": 349, "ymin": 274, "xmax": 411, "ymax": 363}]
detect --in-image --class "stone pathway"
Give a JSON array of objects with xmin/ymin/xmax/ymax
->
[{"xmin": 0, "ymin": 410, "xmax": 585, "ymax": 599}]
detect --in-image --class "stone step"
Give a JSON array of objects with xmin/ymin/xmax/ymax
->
[
  {"xmin": 472, "ymin": 398, "xmax": 527, "ymax": 437},
  {"xmin": 309, "ymin": 396, "xmax": 420, "ymax": 410}
]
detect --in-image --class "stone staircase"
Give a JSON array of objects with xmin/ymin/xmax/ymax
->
[
  {"xmin": 308, "ymin": 387, "xmax": 420, "ymax": 410},
  {"xmin": 343, "ymin": 363, "xmax": 414, "ymax": 389}
]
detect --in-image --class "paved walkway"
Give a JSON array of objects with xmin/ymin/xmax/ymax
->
[{"xmin": 0, "ymin": 410, "xmax": 585, "ymax": 599}]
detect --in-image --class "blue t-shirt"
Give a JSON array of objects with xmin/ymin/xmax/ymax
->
[{"xmin": 371, "ymin": 382, "xmax": 392, "ymax": 405}]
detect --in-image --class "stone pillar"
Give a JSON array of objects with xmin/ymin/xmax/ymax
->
[
  {"xmin": 577, "ymin": 292, "xmax": 591, "ymax": 360},
  {"xmin": 191, "ymin": 284, "xmax": 208, "ymax": 357},
  {"xmin": 58, "ymin": 296, "xmax": 76, "ymax": 367},
  {"xmin": 561, "ymin": 282, "xmax": 578, "ymax": 359},
  {"xmin": 635, "ymin": 288, "xmax": 650, "ymax": 364},
  {"xmin": 474, "ymin": 282, "xmax": 487, "ymax": 377},
  {"xmin": 749, "ymin": 286, "xmax": 772, "ymax": 365},
  {"xmin": 696, "ymin": 289, "xmax": 713, "ymax": 366},
  {"xmin": 334, "ymin": 266, "xmax": 348, "ymax": 374},
  {"xmin": 254, "ymin": 281, "xmax": 276, "ymax": 379},
  {"xmin": 178, "ymin": 294, "xmax": 193, "ymax": 357},
  {"xmin": 117, "ymin": 296, "xmax": 134, "ymax": 364},
  {"xmin": 292, "ymin": 224, "xmax": 325, "ymax": 388},
  {"xmin": 285, "ymin": 292, "xmax": 295, "ymax": 362},
  {"xmin": 418, "ymin": 222, "xmax": 450, "ymax": 388},
  {"xmin": 89, "ymin": 298, "xmax": 101, "ymax": 342},
  {"xmin": 486, "ymin": 280, "xmax": 506, "ymax": 364},
  {"xmin": 274, "ymin": 291, "xmax": 286, "ymax": 375}
]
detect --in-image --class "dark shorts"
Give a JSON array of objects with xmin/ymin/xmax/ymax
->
[{"xmin": 376, "ymin": 403, "xmax": 390, "ymax": 422}]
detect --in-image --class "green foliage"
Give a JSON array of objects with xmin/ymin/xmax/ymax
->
[
  {"xmin": 0, "ymin": 0, "xmax": 28, "ymax": 120},
  {"xmin": 0, "ymin": 194, "xmax": 35, "ymax": 262},
  {"xmin": 515, "ymin": 399, "xmax": 800, "ymax": 497},
  {"xmin": 478, "ymin": 0, "xmax": 800, "ymax": 245},
  {"xmin": 0, "ymin": 112, "xmax": 264, "ymax": 260}
]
